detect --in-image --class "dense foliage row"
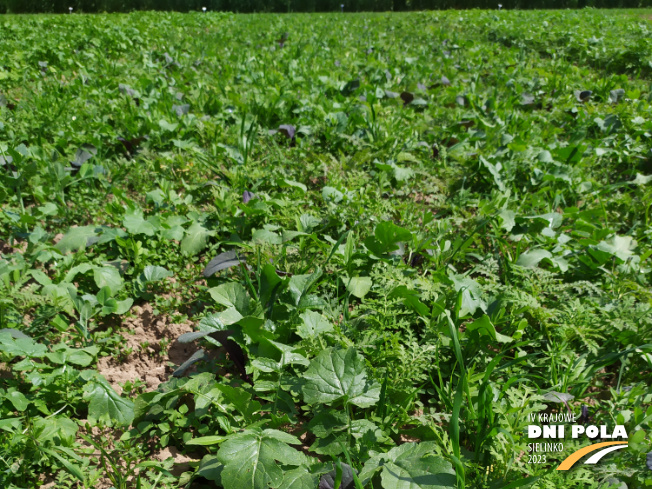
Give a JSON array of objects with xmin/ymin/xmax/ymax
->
[
  {"xmin": 2, "ymin": 0, "xmax": 652, "ymax": 14},
  {"xmin": 0, "ymin": 8, "xmax": 651, "ymax": 489}
]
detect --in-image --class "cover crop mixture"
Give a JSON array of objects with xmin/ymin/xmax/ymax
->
[{"xmin": 0, "ymin": 9, "xmax": 651, "ymax": 489}]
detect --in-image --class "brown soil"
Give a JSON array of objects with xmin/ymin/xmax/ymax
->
[
  {"xmin": 0, "ymin": 239, "xmax": 27, "ymax": 255},
  {"xmin": 0, "ymin": 362, "xmax": 12, "ymax": 379},
  {"xmin": 151, "ymin": 445, "xmax": 200, "ymax": 476},
  {"xmin": 97, "ymin": 303, "xmax": 195, "ymax": 394}
]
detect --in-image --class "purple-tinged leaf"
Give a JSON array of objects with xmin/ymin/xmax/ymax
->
[
  {"xmin": 341, "ymin": 79, "xmax": 360, "ymax": 96},
  {"xmin": 358, "ymin": 95, "xmax": 367, "ymax": 102},
  {"xmin": 609, "ymin": 89, "xmax": 625, "ymax": 104},
  {"xmin": 417, "ymin": 82, "xmax": 427, "ymax": 91},
  {"xmin": 278, "ymin": 124, "xmax": 296, "ymax": 139},
  {"xmin": 117, "ymin": 136, "xmax": 147, "ymax": 155},
  {"xmin": 575, "ymin": 90, "xmax": 592, "ymax": 102},
  {"xmin": 172, "ymin": 104, "xmax": 190, "ymax": 117},
  {"xmin": 203, "ymin": 250, "xmax": 242, "ymax": 278},
  {"xmin": 441, "ymin": 75, "xmax": 451, "ymax": 86},
  {"xmin": 578, "ymin": 405, "xmax": 590, "ymax": 424},
  {"xmin": 400, "ymin": 91, "xmax": 414, "ymax": 106},
  {"xmin": 243, "ymin": 190, "xmax": 256, "ymax": 204},
  {"xmin": 172, "ymin": 348, "xmax": 207, "ymax": 377},
  {"xmin": 319, "ymin": 463, "xmax": 356, "ymax": 489},
  {"xmin": 456, "ymin": 95, "xmax": 467, "ymax": 106},
  {"xmin": 276, "ymin": 32, "xmax": 289, "ymax": 47},
  {"xmin": 71, "ymin": 144, "xmax": 97, "ymax": 168},
  {"xmin": 118, "ymin": 83, "xmax": 138, "ymax": 98},
  {"xmin": 177, "ymin": 331, "xmax": 214, "ymax": 343}
]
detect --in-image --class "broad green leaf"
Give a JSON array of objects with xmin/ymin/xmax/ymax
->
[
  {"xmin": 123, "ymin": 208, "xmax": 157, "ymax": 236},
  {"xmin": 46, "ymin": 344, "xmax": 99, "ymax": 366},
  {"xmin": 498, "ymin": 209, "xmax": 516, "ymax": 232},
  {"xmin": 365, "ymin": 221, "xmax": 412, "ymax": 256},
  {"xmin": 0, "ymin": 328, "xmax": 30, "ymax": 339},
  {"xmin": 299, "ymin": 214, "xmax": 321, "ymax": 232},
  {"xmin": 217, "ymin": 429, "xmax": 305, "ymax": 489},
  {"xmin": 288, "ymin": 269, "xmax": 323, "ymax": 307},
  {"xmin": 346, "ymin": 276, "xmax": 372, "ymax": 299},
  {"xmin": 297, "ymin": 311, "xmax": 334, "ymax": 338},
  {"xmin": 6, "ymin": 389, "xmax": 29, "ymax": 411},
  {"xmin": 112, "ymin": 298, "xmax": 133, "ymax": 315},
  {"xmin": 394, "ymin": 164, "xmax": 415, "ymax": 182},
  {"xmin": 55, "ymin": 226, "xmax": 97, "ymax": 253},
  {"xmin": 0, "ymin": 333, "xmax": 47, "ymax": 358},
  {"xmin": 41, "ymin": 283, "xmax": 77, "ymax": 315},
  {"xmin": 33, "ymin": 416, "xmax": 78, "ymax": 444},
  {"xmin": 595, "ymin": 235, "xmax": 637, "ymax": 261},
  {"xmin": 480, "ymin": 156, "xmax": 506, "ymax": 192},
  {"xmin": 466, "ymin": 315, "xmax": 514, "ymax": 343},
  {"xmin": 280, "ymin": 179, "xmax": 307, "ymax": 193},
  {"xmin": 209, "ymin": 282, "xmax": 250, "ymax": 314},
  {"xmin": 253, "ymin": 228, "xmax": 282, "ymax": 245},
  {"xmin": 29, "ymin": 269, "xmax": 52, "ymax": 286},
  {"xmin": 62, "ymin": 263, "xmax": 93, "ymax": 283},
  {"xmin": 449, "ymin": 273, "xmax": 486, "ymax": 318},
  {"xmin": 0, "ymin": 418, "xmax": 22, "ymax": 432},
  {"xmin": 516, "ymin": 249, "xmax": 552, "ymax": 268},
  {"xmin": 266, "ymin": 340, "xmax": 309, "ymax": 367},
  {"xmin": 159, "ymin": 119, "xmax": 179, "ymax": 132},
  {"xmin": 361, "ymin": 442, "xmax": 455, "ymax": 489},
  {"xmin": 282, "ymin": 230, "xmax": 308, "ymax": 243},
  {"xmin": 632, "ymin": 173, "xmax": 652, "ymax": 185},
  {"xmin": 214, "ymin": 384, "xmax": 262, "ymax": 421},
  {"xmin": 93, "ymin": 266, "xmax": 123, "ymax": 294},
  {"xmin": 81, "ymin": 371, "xmax": 134, "ymax": 427},
  {"xmin": 543, "ymin": 391, "xmax": 574, "ymax": 403},
  {"xmin": 307, "ymin": 410, "xmax": 348, "ymax": 438},
  {"xmin": 181, "ymin": 221, "xmax": 211, "ymax": 255},
  {"xmin": 197, "ymin": 455, "xmax": 223, "ymax": 482},
  {"xmin": 278, "ymin": 467, "xmax": 319, "ymax": 489},
  {"xmin": 322, "ymin": 186, "xmax": 344, "ymax": 203},
  {"xmin": 380, "ymin": 446, "xmax": 456, "ymax": 489},
  {"xmin": 302, "ymin": 347, "xmax": 380, "ymax": 408},
  {"xmin": 140, "ymin": 265, "xmax": 172, "ymax": 282}
]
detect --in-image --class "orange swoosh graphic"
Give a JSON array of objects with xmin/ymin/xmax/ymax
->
[{"xmin": 556, "ymin": 441, "xmax": 628, "ymax": 470}]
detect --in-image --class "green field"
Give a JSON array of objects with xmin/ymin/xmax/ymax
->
[{"xmin": 1, "ymin": 9, "xmax": 651, "ymax": 489}]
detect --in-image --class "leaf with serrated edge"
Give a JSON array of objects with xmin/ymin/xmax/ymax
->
[
  {"xmin": 181, "ymin": 221, "xmax": 211, "ymax": 255},
  {"xmin": 209, "ymin": 282, "xmax": 250, "ymax": 314},
  {"xmin": 297, "ymin": 311, "xmax": 334, "ymax": 338},
  {"xmin": 81, "ymin": 371, "xmax": 134, "ymax": 427},
  {"xmin": 302, "ymin": 347, "xmax": 380, "ymax": 408},
  {"xmin": 217, "ymin": 429, "xmax": 305, "ymax": 489}
]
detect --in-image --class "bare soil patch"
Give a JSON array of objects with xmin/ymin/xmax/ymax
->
[
  {"xmin": 0, "ymin": 239, "xmax": 27, "ymax": 255},
  {"xmin": 152, "ymin": 445, "xmax": 201, "ymax": 476},
  {"xmin": 97, "ymin": 303, "xmax": 195, "ymax": 394}
]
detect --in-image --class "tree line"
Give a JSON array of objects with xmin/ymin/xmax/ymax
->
[{"xmin": 1, "ymin": 0, "xmax": 650, "ymax": 15}]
